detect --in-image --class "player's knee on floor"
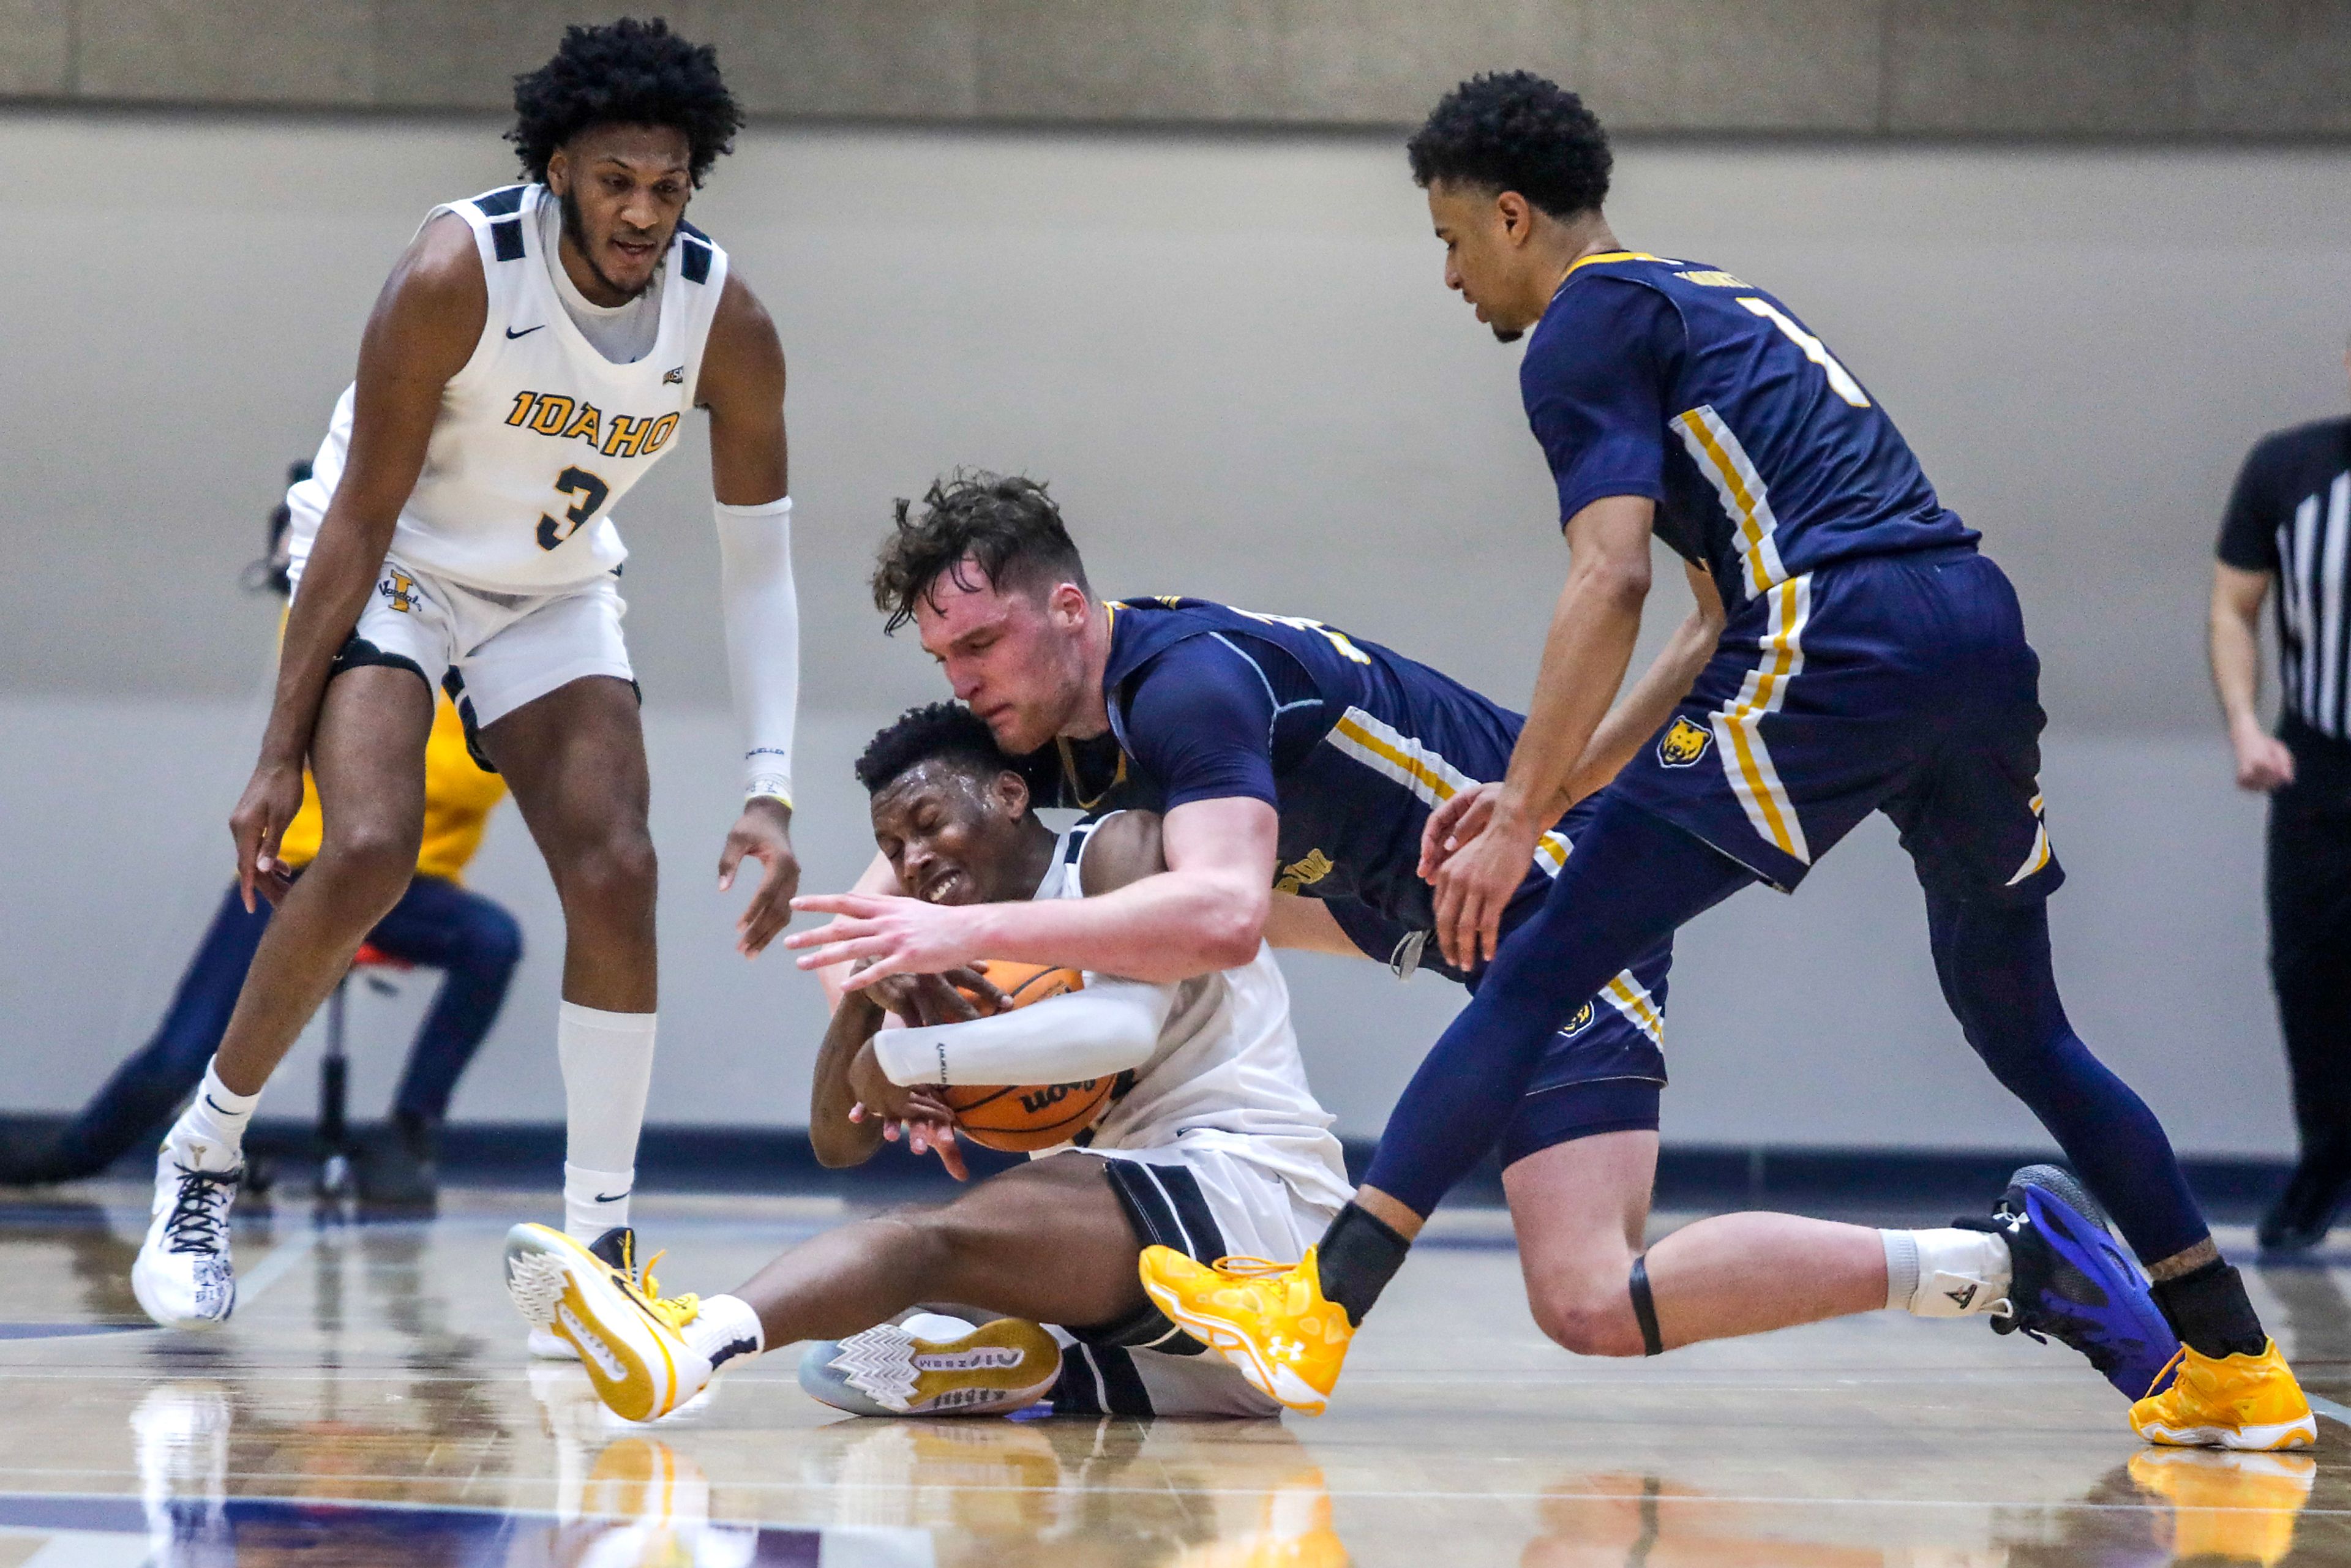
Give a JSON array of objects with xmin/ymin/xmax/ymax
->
[{"xmin": 1528, "ymin": 1272, "xmax": 1651, "ymax": 1358}]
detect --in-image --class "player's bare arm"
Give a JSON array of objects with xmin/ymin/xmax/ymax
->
[
  {"xmin": 1425, "ymin": 493, "xmax": 1656, "ymax": 968},
  {"xmin": 2209, "ymin": 561, "xmax": 2293, "ymax": 792},
  {"xmin": 229, "ymin": 215, "xmax": 482, "ymax": 910},
  {"xmin": 1423, "ymin": 557, "xmax": 1723, "ymax": 894},
  {"xmin": 791, "ymin": 794, "xmax": 1277, "ymax": 987},
  {"xmin": 697, "ymin": 269, "xmax": 804, "ymax": 953}
]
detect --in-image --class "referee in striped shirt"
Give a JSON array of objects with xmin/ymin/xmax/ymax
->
[{"xmin": 2212, "ymin": 372, "xmax": 2351, "ymax": 1253}]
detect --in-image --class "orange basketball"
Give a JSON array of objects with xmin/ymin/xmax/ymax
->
[{"xmin": 941, "ymin": 961, "xmax": 1113, "ymax": 1152}]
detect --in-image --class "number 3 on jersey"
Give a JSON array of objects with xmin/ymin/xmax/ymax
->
[{"xmin": 536, "ymin": 466, "xmax": 610, "ymax": 551}]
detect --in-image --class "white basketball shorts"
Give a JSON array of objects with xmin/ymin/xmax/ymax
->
[{"xmin": 301, "ymin": 553, "xmax": 634, "ymax": 730}]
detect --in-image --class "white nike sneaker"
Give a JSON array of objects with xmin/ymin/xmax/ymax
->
[
  {"xmin": 798, "ymin": 1315, "xmax": 1062, "ymax": 1417},
  {"xmin": 503, "ymin": 1222, "xmax": 711, "ymax": 1423},
  {"xmin": 131, "ymin": 1145, "xmax": 241, "ymax": 1328}
]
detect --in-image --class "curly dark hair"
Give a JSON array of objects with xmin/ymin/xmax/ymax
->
[
  {"xmin": 508, "ymin": 18, "xmax": 742, "ymax": 187},
  {"xmin": 855, "ymin": 703, "xmax": 1012, "ymax": 795},
  {"xmin": 872, "ymin": 471, "xmax": 1091, "ymax": 635},
  {"xmin": 1406, "ymin": 72, "xmax": 1611, "ymax": 220}
]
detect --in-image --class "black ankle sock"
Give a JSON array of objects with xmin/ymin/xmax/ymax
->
[
  {"xmin": 1317, "ymin": 1203, "xmax": 1412, "ymax": 1327},
  {"xmin": 2151, "ymin": 1260, "xmax": 2268, "ymax": 1360}
]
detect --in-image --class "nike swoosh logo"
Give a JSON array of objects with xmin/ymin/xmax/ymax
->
[
  {"xmin": 593, "ymin": 1190, "xmax": 630, "ymax": 1204},
  {"xmin": 203, "ymin": 1094, "xmax": 237, "ymax": 1116},
  {"xmin": 505, "ymin": 324, "xmax": 546, "ymax": 339}
]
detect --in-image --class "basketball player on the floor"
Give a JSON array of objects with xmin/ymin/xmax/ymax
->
[
  {"xmin": 504, "ymin": 703, "xmax": 1352, "ymax": 1422},
  {"xmin": 133, "ymin": 20, "xmax": 805, "ymax": 1335},
  {"xmin": 1119, "ymin": 73, "xmax": 2311, "ymax": 1448},
  {"xmin": 785, "ymin": 478, "xmax": 2183, "ymax": 1416}
]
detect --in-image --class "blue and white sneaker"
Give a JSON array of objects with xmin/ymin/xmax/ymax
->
[{"xmin": 1961, "ymin": 1163, "xmax": 2182, "ymax": 1401}]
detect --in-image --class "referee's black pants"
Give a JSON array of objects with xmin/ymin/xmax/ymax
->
[{"xmin": 2270, "ymin": 784, "xmax": 2351, "ymax": 1171}]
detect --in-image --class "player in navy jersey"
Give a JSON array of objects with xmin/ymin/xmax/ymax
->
[
  {"xmin": 1128, "ymin": 72, "xmax": 2310, "ymax": 1446},
  {"xmin": 789, "ymin": 474, "xmax": 1695, "ymax": 1258},
  {"xmin": 788, "ymin": 473, "xmax": 2194, "ymax": 1419}
]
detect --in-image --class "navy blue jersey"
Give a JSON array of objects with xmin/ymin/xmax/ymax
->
[
  {"xmin": 1524, "ymin": 252, "xmax": 1977, "ymax": 609},
  {"xmin": 1018, "ymin": 597, "xmax": 1571, "ymax": 981}
]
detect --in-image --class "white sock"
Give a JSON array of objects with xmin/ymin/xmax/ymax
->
[
  {"xmin": 1882, "ymin": 1228, "xmax": 2012, "ymax": 1318},
  {"xmin": 557, "ymin": 1002, "xmax": 657, "ymax": 1241},
  {"xmin": 170, "ymin": 1060, "xmax": 258, "ymax": 1173},
  {"xmin": 683, "ymin": 1293, "xmax": 765, "ymax": 1368},
  {"xmin": 563, "ymin": 1163, "xmax": 635, "ymax": 1245}
]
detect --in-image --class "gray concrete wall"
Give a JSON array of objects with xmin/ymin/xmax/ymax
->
[
  {"xmin": 9, "ymin": 2, "xmax": 2351, "ymax": 138},
  {"xmin": 3, "ymin": 108, "xmax": 2344, "ymax": 1155}
]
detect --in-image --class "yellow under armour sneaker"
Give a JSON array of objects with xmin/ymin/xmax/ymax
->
[
  {"xmin": 2127, "ymin": 1447, "xmax": 2315, "ymax": 1566},
  {"xmin": 503, "ymin": 1222, "xmax": 710, "ymax": 1423},
  {"xmin": 1137, "ymin": 1246, "xmax": 1352, "ymax": 1416},
  {"xmin": 2128, "ymin": 1340, "xmax": 2316, "ymax": 1451}
]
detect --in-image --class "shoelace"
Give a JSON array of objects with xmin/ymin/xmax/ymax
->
[
  {"xmin": 2142, "ymin": 1345, "xmax": 2189, "ymax": 1401},
  {"xmin": 162, "ymin": 1165, "xmax": 238, "ymax": 1256},
  {"xmin": 633, "ymin": 1249, "xmax": 700, "ymax": 1332}
]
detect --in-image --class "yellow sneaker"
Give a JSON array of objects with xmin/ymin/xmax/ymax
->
[
  {"xmin": 2128, "ymin": 1340, "xmax": 2316, "ymax": 1451},
  {"xmin": 503, "ymin": 1222, "xmax": 710, "ymax": 1423},
  {"xmin": 2127, "ymin": 1447, "xmax": 2316, "ymax": 1566},
  {"xmin": 1137, "ymin": 1247, "xmax": 1352, "ymax": 1416}
]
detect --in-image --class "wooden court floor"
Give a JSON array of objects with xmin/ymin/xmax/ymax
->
[{"xmin": 1, "ymin": 1185, "xmax": 2347, "ymax": 1566}]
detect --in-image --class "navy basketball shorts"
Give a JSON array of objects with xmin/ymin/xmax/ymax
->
[
  {"xmin": 1326, "ymin": 797, "xmax": 1674, "ymax": 1169},
  {"xmin": 1611, "ymin": 546, "xmax": 2064, "ymax": 907}
]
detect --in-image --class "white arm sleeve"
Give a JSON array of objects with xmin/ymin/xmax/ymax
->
[
  {"xmin": 873, "ymin": 975, "xmax": 1175, "ymax": 1088},
  {"xmin": 714, "ymin": 495, "xmax": 798, "ymax": 805}
]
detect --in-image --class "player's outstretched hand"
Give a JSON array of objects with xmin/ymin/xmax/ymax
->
[
  {"xmin": 1431, "ymin": 800, "xmax": 1543, "ymax": 972},
  {"xmin": 786, "ymin": 891, "xmax": 981, "ymax": 987},
  {"xmin": 1420, "ymin": 780, "xmax": 1502, "ymax": 882},
  {"xmin": 719, "ymin": 797, "xmax": 801, "ymax": 957},
  {"xmin": 230, "ymin": 759, "xmax": 307, "ymax": 913}
]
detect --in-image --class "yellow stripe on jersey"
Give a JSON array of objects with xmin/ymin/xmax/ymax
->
[
  {"xmin": 1325, "ymin": 708, "xmax": 1570, "ymax": 874},
  {"xmin": 1601, "ymin": 972, "xmax": 1666, "ymax": 1046},
  {"xmin": 1562, "ymin": 250, "xmax": 1665, "ymax": 281},
  {"xmin": 1709, "ymin": 576, "xmax": 1813, "ymax": 865},
  {"xmin": 1673, "ymin": 405, "xmax": 1787, "ymax": 599},
  {"xmin": 1325, "ymin": 706, "xmax": 1653, "ymax": 1011},
  {"xmin": 2007, "ymin": 790, "xmax": 2053, "ymax": 887}
]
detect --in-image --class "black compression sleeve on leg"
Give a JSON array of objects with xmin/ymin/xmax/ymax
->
[
  {"xmin": 2152, "ymin": 1261, "xmax": 2268, "ymax": 1360},
  {"xmin": 1628, "ymin": 1256, "xmax": 1664, "ymax": 1356},
  {"xmin": 1317, "ymin": 1203, "xmax": 1412, "ymax": 1328}
]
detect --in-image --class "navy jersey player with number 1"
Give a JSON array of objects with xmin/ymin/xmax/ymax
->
[{"xmin": 1139, "ymin": 72, "xmax": 2311, "ymax": 1449}]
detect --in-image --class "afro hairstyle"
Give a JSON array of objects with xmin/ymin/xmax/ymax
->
[
  {"xmin": 508, "ymin": 17, "xmax": 743, "ymax": 187},
  {"xmin": 855, "ymin": 703, "xmax": 1016, "ymax": 796},
  {"xmin": 1406, "ymin": 71, "xmax": 1611, "ymax": 221}
]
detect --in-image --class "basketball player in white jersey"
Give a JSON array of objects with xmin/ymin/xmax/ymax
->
[
  {"xmin": 503, "ymin": 703, "xmax": 1352, "ymax": 1420},
  {"xmin": 133, "ymin": 20, "xmax": 803, "ymax": 1331}
]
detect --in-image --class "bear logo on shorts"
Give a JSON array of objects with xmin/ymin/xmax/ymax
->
[
  {"xmin": 1562, "ymin": 1002, "xmax": 1595, "ymax": 1036},
  {"xmin": 1658, "ymin": 716, "xmax": 1712, "ymax": 767}
]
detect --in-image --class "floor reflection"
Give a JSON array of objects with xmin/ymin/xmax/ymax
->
[
  {"xmin": 3, "ymin": 1197, "xmax": 2349, "ymax": 1567},
  {"xmin": 1523, "ymin": 1449, "xmax": 2327, "ymax": 1568}
]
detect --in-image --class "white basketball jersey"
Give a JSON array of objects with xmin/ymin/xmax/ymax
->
[
  {"xmin": 287, "ymin": 182, "xmax": 729, "ymax": 593},
  {"xmin": 1038, "ymin": 817, "xmax": 1352, "ymax": 1210}
]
